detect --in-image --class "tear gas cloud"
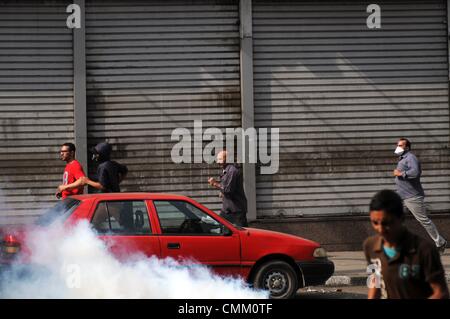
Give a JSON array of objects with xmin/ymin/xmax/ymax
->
[
  {"xmin": 0, "ymin": 220, "xmax": 268, "ymax": 299},
  {"xmin": 0, "ymin": 189, "xmax": 6, "ymax": 226}
]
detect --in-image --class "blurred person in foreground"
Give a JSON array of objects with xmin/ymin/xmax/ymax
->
[{"xmin": 364, "ymin": 189, "xmax": 448, "ymax": 299}]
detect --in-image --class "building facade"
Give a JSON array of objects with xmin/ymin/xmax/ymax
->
[{"xmin": 1, "ymin": 0, "xmax": 449, "ymax": 248}]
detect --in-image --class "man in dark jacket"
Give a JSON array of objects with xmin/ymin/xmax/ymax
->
[
  {"xmin": 81, "ymin": 142, "xmax": 128, "ymax": 193},
  {"xmin": 208, "ymin": 150, "xmax": 248, "ymax": 227}
]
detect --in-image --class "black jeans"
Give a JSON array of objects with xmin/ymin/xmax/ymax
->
[{"xmin": 220, "ymin": 211, "xmax": 248, "ymax": 227}]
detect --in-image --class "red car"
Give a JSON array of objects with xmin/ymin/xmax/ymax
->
[{"xmin": 0, "ymin": 193, "xmax": 334, "ymax": 299}]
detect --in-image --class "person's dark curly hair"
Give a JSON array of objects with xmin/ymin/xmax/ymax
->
[{"xmin": 369, "ymin": 189, "xmax": 404, "ymax": 219}]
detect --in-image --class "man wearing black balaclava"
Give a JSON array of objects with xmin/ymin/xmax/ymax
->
[{"xmin": 81, "ymin": 142, "xmax": 128, "ymax": 193}]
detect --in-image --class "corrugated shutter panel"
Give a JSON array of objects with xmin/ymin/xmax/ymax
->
[
  {"xmin": 253, "ymin": 0, "xmax": 450, "ymax": 216},
  {"xmin": 0, "ymin": 0, "xmax": 74, "ymax": 224},
  {"xmin": 85, "ymin": 0, "xmax": 241, "ymax": 211}
]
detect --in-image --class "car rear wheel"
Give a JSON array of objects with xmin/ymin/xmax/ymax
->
[{"xmin": 252, "ymin": 260, "xmax": 299, "ymax": 299}]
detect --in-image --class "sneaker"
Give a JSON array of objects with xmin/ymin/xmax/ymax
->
[{"xmin": 437, "ymin": 240, "xmax": 447, "ymax": 255}]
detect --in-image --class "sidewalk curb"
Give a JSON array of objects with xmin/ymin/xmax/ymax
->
[
  {"xmin": 325, "ymin": 276, "xmax": 367, "ymax": 287},
  {"xmin": 325, "ymin": 273, "xmax": 450, "ymax": 287}
]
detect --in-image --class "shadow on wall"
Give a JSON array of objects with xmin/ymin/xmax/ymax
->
[
  {"xmin": 254, "ymin": 1, "xmax": 450, "ymax": 219},
  {"xmin": 85, "ymin": 74, "xmax": 241, "ymax": 212}
]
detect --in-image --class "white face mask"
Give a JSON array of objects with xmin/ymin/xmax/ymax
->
[{"xmin": 394, "ymin": 146, "xmax": 405, "ymax": 156}]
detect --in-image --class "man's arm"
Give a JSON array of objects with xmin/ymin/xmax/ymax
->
[
  {"xmin": 57, "ymin": 178, "xmax": 84, "ymax": 193},
  {"xmin": 368, "ymin": 287, "xmax": 381, "ymax": 299},
  {"xmin": 88, "ymin": 165, "xmax": 108, "ymax": 191},
  {"xmin": 428, "ymin": 282, "xmax": 449, "ymax": 299},
  {"xmin": 395, "ymin": 156, "xmax": 420, "ymax": 179},
  {"xmin": 118, "ymin": 163, "xmax": 128, "ymax": 184},
  {"xmin": 422, "ymin": 243, "xmax": 448, "ymax": 299},
  {"xmin": 401, "ymin": 156, "xmax": 420, "ymax": 179},
  {"xmin": 208, "ymin": 172, "xmax": 236, "ymax": 195},
  {"xmin": 73, "ymin": 162, "xmax": 86, "ymax": 179},
  {"xmin": 363, "ymin": 238, "xmax": 381, "ymax": 299},
  {"xmin": 220, "ymin": 169, "xmax": 238, "ymax": 195},
  {"xmin": 208, "ymin": 177, "xmax": 221, "ymax": 190},
  {"xmin": 83, "ymin": 177, "xmax": 104, "ymax": 190}
]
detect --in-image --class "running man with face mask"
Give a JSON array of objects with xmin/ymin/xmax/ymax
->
[{"xmin": 393, "ymin": 138, "xmax": 447, "ymax": 254}]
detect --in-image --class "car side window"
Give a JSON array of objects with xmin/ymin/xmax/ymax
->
[
  {"xmin": 153, "ymin": 200, "xmax": 226, "ymax": 235},
  {"xmin": 91, "ymin": 200, "xmax": 152, "ymax": 235}
]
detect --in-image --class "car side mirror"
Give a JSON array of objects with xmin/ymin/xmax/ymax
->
[{"xmin": 223, "ymin": 227, "xmax": 233, "ymax": 236}]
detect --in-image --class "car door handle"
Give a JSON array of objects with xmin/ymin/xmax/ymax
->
[{"xmin": 167, "ymin": 242, "xmax": 180, "ymax": 249}]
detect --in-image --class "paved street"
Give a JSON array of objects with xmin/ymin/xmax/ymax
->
[
  {"xmin": 296, "ymin": 286, "xmax": 367, "ymax": 299},
  {"xmin": 294, "ymin": 249, "xmax": 450, "ymax": 299},
  {"xmin": 296, "ymin": 283, "xmax": 450, "ymax": 299},
  {"xmin": 328, "ymin": 250, "xmax": 450, "ymax": 284}
]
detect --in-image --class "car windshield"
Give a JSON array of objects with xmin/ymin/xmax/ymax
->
[{"xmin": 34, "ymin": 198, "xmax": 81, "ymax": 226}]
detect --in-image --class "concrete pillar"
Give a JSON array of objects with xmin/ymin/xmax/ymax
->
[
  {"xmin": 73, "ymin": 0, "xmax": 88, "ymax": 174},
  {"xmin": 240, "ymin": 0, "xmax": 257, "ymax": 221}
]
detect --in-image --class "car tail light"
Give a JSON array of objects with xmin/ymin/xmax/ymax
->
[{"xmin": 2, "ymin": 234, "xmax": 21, "ymax": 255}]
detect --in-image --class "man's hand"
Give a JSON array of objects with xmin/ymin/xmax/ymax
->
[
  {"xmin": 208, "ymin": 177, "xmax": 219, "ymax": 188},
  {"xmin": 368, "ymin": 287, "xmax": 381, "ymax": 299},
  {"xmin": 56, "ymin": 185, "xmax": 66, "ymax": 198},
  {"xmin": 393, "ymin": 169, "xmax": 403, "ymax": 177},
  {"xmin": 428, "ymin": 281, "xmax": 449, "ymax": 299}
]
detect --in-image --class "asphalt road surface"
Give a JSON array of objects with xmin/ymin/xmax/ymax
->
[
  {"xmin": 296, "ymin": 286, "xmax": 368, "ymax": 299},
  {"xmin": 296, "ymin": 283, "xmax": 450, "ymax": 299}
]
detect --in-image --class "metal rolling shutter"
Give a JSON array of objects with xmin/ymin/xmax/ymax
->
[
  {"xmin": 0, "ymin": 0, "xmax": 74, "ymax": 224},
  {"xmin": 253, "ymin": 0, "xmax": 450, "ymax": 216},
  {"xmin": 85, "ymin": 0, "xmax": 241, "ymax": 211}
]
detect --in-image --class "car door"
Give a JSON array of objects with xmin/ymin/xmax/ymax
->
[
  {"xmin": 89, "ymin": 199, "xmax": 161, "ymax": 261},
  {"xmin": 150, "ymin": 199, "xmax": 241, "ymax": 277}
]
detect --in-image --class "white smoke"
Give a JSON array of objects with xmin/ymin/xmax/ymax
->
[
  {"xmin": 0, "ymin": 187, "xmax": 21, "ymax": 226},
  {"xmin": 0, "ymin": 220, "xmax": 268, "ymax": 299},
  {"xmin": 0, "ymin": 188, "xmax": 7, "ymax": 226}
]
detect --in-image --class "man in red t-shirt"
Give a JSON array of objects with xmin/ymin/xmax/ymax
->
[{"xmin": 56, "ymin": 143, "xmax": 86, "ymax": 199}]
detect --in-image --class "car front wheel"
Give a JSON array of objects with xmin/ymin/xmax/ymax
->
[{"xmin": 252, "ymin": 260, "xmax": 299, "ymax": 299}]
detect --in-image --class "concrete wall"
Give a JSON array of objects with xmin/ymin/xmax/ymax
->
[{"xmin": 250, "ymin": 213, "xmax": 450, "ymax": 251}]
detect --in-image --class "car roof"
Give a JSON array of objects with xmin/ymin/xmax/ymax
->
[{"xmin": 70, "ymin": 193, "xmax": 193, "ymax": 201}]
